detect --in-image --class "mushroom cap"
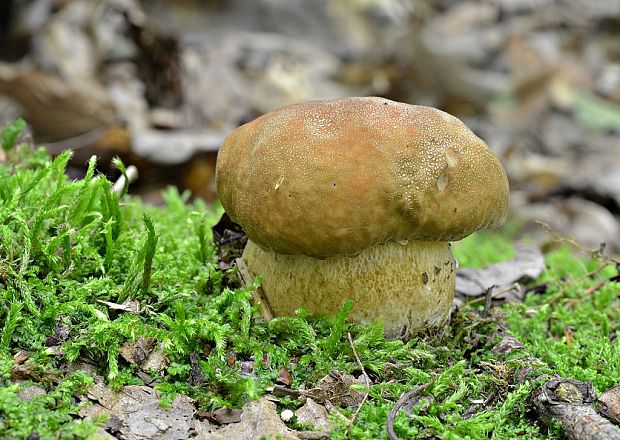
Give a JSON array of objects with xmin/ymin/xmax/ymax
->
[{"xmin": 216, "ymin": 97, "xmax": 509, "ymax": 258}]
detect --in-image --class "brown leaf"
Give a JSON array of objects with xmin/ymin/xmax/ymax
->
[
  {"xmin": 11, "ymin": 363, "xmax": 59, "ymax": 384},
  {"xmin": 0, "ymin": 66, "xmax": 115, "ymax": 142},
  {"xmin": 599, "ymin": 385, "xmax": 620, "ymax": 424},
  {"xmin": 196, "ymin": 407, "xmax": 242, "ymax": 425},
  {"xmin": 456, "ymin": 245, "xmax": 545, "ymax": 301},
  {"xmin": 187, "ymin": 352, "xmax": 204, "ymax": 386},
  {"xmin": 276, "ymin": 367, "xmax": 293, "ymax": 386},
  {"xmin": 212, "ymin": 213, "xmax": 247, "ymax": 259},
  {"xmin": 140, "ymin": 344, "xmax": 169, "ymax": 373},
  {"xmin": 193, "ymin": 398, "xmax": 298, "ymax": 440},
  {"xmin": 226, "ymin": 353, "xmax": 237, "ymax": 367},
  {"xmin": 13, "ymin": 350, "xmax": 30, "ymax": 365},
  {"xmin": 86, "ymin": 384, "xmax": 194, "ymax": 439},
  {"xmin": 119, "ymin": 337, "xmax": 155, "ymax": 367},
  {"xmin": 308, "ymin": 371, "xmax": 367, "ymax": 408},
  {"xmin": 295, "ymin": 398, "xmax": 331, "ymax": 432},
  {"xmin": 44, "ymin": 319, "xmax": 71, "ymax": 347}
]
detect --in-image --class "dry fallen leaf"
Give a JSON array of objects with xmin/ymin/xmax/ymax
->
[
  {"xmin": 192, "ymin": 398, "xmax": 298, "ymax": 440},
  {"xmin": 86, "ymin": 384, "xmax": 194, "ymax": 440},
  {"xmin": 295, "ymin": 398, "xmax": 331, "ymax": 432},
  {"xmin": 308, "ymin": 371, "xmax": 367, "ymax": 408},
  {"xmin": 97, "ymin": 298, "xmax": 142, "ymax": 314},
  {"xmin": 276, "ymin": 367, "xmax": 293, "ymax": 386},
  {"xmin": 140, "ymin": 344, "xmax": 169, "ymax": 373},
  {"xmin": 196, "ymin": 407, "xmax": 242, "ymax": 425},
  {"xmin": 119, "ymin": 337, "xmax": 155, "ymax": 367},
  {"xmin": 456, "ymin": 245, "xmax": 545, "ymax": 300},
  {"xmin": 517, "ymin": 198, "xmax": 620, "ymax": 253},
  {"xmin": 599, "ymin": 385, "xmax": 620, "ymax": 425}
]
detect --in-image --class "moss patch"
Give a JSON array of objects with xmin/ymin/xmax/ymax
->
[{"xmin": 0, "ymin": 121, "xmax": 618, "ymax": 439}]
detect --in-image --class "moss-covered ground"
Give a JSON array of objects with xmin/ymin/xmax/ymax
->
[{"xmin": 1, "ymin": 121, "xmax": 618, "ymax": 439}]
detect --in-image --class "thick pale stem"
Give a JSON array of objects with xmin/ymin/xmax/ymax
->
[{"xmin": 243, "ymin": 239, "xmax": 455, "ymax": 338}]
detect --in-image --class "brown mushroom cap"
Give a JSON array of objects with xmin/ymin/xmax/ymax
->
[{"xmin": 216, "ymin": 97, "xmax": 509, "ymax": 258}]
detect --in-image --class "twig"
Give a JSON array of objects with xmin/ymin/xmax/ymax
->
[
  {"xmin": 494, "ymin": 333, "xmax": 620, "ymax": 439},
  {"xmin": 235, "ymin": 258, "xmax": 274, "ymax": 320},
  {"xmin": 547, "ymin": 263, "xmax": 609, "ymax": 305},
  {"xmin": 535, "ymin": 221, "xmax": 620, "ymax": 266},
  {"xmin": 584, "ymin": 273, "xmax": 620, "ymax": 296},
  {"xmin": 112, "ymin": 165, "xmax": 138, "ymax": 196},
  {"xmin": 386, "ymin": 383, "xmax": 430, "ymax": 440},
  {"xmin": 481, "ymin": 285, "xmax": 496, "ymax": 317},
  {"xmin": 345, "ymin": 332, "xmax": 370, "ymax": 437},
  {"xmin": 466, "ymin": 283, "xmax": 521, "ymax": 306}
]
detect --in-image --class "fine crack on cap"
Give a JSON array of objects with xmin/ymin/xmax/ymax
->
[{"xmin": 216, "ymin": 97, "xmax": 509, "ymax": 258}]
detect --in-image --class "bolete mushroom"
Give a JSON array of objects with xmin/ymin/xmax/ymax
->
[{"xmin": 216, "ymin": 97, "xmax": 509, "ymax": 337}]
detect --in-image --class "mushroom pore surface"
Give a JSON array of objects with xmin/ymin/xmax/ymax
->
[{"xmin": 216, "ymin": 96, "xmax": 509, "ymax": 259}]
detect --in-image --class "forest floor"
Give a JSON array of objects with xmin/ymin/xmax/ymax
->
[{"xmin": 1, "ymin": 122, "xmax": 619, "ymax": 439}]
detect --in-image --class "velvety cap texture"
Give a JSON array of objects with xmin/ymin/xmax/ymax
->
[{"xmin": 216, "ymin": 97, "xmax": 509, "ymax": 258}]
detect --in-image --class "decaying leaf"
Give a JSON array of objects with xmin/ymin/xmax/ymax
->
[
  {"xmin": 131, "ymin": 129, "xmax": 224, "ymax": 164},
  {"xmin": 196, "ymin": 407, "xmax": 242, "ymax": 425},
  {"xmin": 517, "ymin": 198, "xmax": 620, "ymax": 253},
  {"xmin": 276, "ymin": 367, "xmax": 293, "ymax": 386},
  {"xmin": 0, "ymin": 64, "xmax": 116, "ymax": 142},
  {"xmin": 192, "ymin": 397, "xmax": 298, "ymax": 440},
  {"xmin": 456, "ymin": 245, "xmax": 545, "ymax": 301},
  {"xmin": 212, "ymin": 213, "xmax": 247, "ymax": 264},
  {"xmin": 140, "ymin": 344, "xmax": 169, "ymax": 373},
  {"xmin": 13, "ymin": 350, "xmax": 30, "ymax": 365},
  {"xmin": 16, "ymin": 385, "xmax": 46, "ymax": 402},
  {"xmin": 187, "ymin": 352, "xmax": 203, "ymax": 386},
  {"xmin": 97, "ymin": 298, "xmax": 142, "ymax": 314},
  {"xmin": 86, "ymin": 383, "xmax": 194, "ymax": 440},
  {"xmin": 43, "ymin": 319, "xmax": 71, "ymax": 347},
  {"xmin": 598, "ymin": 384, "xmax": 620, "ymax": 425},
  {"xmin": 119, "ymin": 337, "xmax": 155, "ymax": 367},
  {"xmin": 310, "ymin": 371, "xmax": 367, "ymax": 408},
  {"xmin": 295, "ymin": 398, "xmax": 331, "ymax": 432}
]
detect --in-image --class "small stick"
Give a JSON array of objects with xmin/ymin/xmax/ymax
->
[
  {"xmin": 387, "ymin": 383, "xmax": 430, "ymax": 440},
  {"xmin": 584, "ymin": 273, "xmax": 620, "ymax": 296},
  {"xmin": 345, "ymin": 332, "xmax": 370, "ymax": 437},
  {"xmin": 481, "ymin": 285, "xmax": 496, "ymax": 317},
  {"xmin": 466, "ymin": 283, "xmax": 521, "ymax": 306},
  {"xmin": 112, "ymin": 165, "xmax": 138, "ymax": 195},
  {"xmin": 535, "ymin": 221, "xmax": 620, "ymax": 266},
  {"xmin": 235, "ymin": 258, "xmax": 274, "ymax": 320},
  {"xmin": 547, "ymin": 263, "xmax": 609, "ymax": 305}
]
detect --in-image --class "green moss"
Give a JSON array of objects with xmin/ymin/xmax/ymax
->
[
  {"xmin": 504, "ymin": 247, "xmax": 620, "ymax": 392},
  {"xmin": 0, "ymin": 120, "xmax": 617, "ymax": 439},
  {"xmin": 0, "ymin": 371, "xmax": 100, "ymax": 439}
]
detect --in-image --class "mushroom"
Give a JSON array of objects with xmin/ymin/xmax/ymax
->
[{"xmin": 216, "ymin": 97, "xmax": 509, "ymax": 337}]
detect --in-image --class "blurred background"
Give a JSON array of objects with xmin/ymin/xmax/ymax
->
[{"xmin": 0, "ymin": 0, "xmax": 619, "ymax": 253}]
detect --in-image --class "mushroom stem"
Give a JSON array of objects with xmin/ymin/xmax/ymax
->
[{"xmin": 243, "ymin": 239, "xmax": 456, "ymax": 338}]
